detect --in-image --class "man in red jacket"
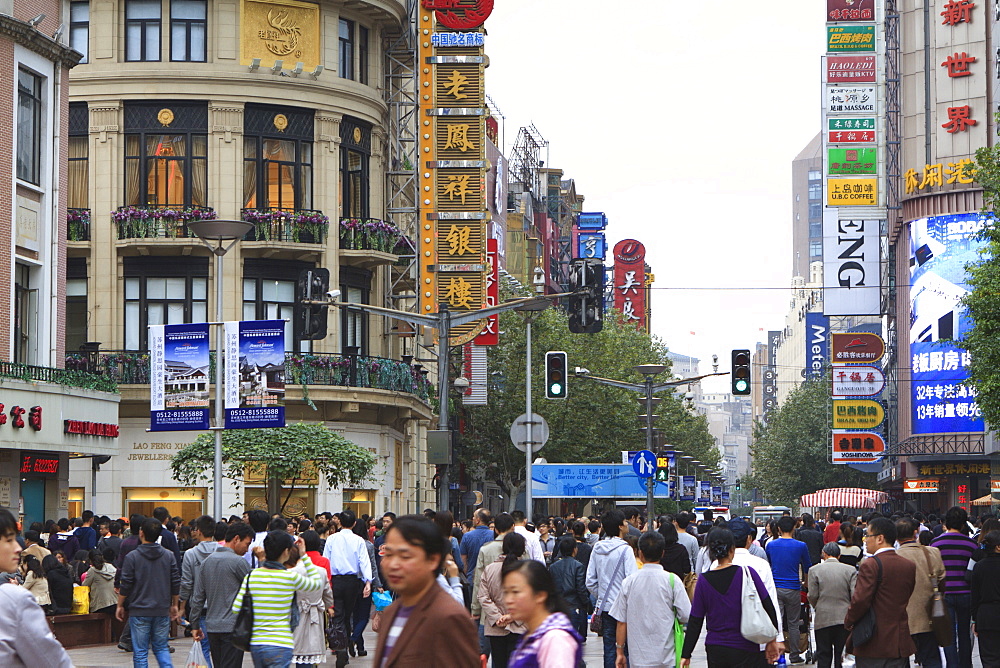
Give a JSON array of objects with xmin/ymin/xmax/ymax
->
[{"xmin": 824, "ymin": 509, "xmax": 843, "ymax": 544}]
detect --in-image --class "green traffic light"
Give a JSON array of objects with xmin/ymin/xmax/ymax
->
[
  {"xmin": 735, "ymin": 379, "xmax": 749, "ymax": 392},
  {"xmin": 550, "ymin": 383, "xmax": 563, "ymax": 396}
]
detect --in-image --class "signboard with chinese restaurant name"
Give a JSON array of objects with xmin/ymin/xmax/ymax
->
[
  {"xmin": 831, "ymin": 365, "xmax": 885, "ymax": 397},
  {"xmin": 827, "ymin": 26, "xmax": 876, "ymax": 52},
  {"xmin": 904, "ymin": 479, "xmax": 939, "ymax": 493},
  {"xmin": 833, "ymin": 399, "xmax": 885, "ymax": 429},
  {"xmin": 831, "ymin": 332, "xmax": 885, "ymax": 363},
  {"xmin": 828, "ymin": 148, "xmax": 877, "ymax": 175},
  {"xmin": 831, "ymin": 432, "xmax": 885, "ymax": 463}
]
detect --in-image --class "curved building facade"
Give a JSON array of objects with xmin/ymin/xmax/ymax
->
[{"xmin": 65, "ymin": 0, "xmax": 434, "ymax": 518}]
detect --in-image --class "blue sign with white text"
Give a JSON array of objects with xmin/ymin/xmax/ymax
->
[
  {"xmin": 577, "ymin": 233, "xmax": 606, "ymax": 260},
  {"xmin": 805, "ymin": 312, "xmax": 829, "ymax": 377},
  {"xmin": 576, "ymin": 212, "xmax": 608, "ymax": 230},
  {"xmin": 531, "ymin": 464, "xmax": 676, "ymax": 499}
]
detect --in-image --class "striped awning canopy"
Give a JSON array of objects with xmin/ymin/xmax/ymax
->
[
  {"xmin": 972, "ymin": 494, "xmax": 1000, "ymax": 506},
  {"xmin": 799, "ymin": 487, "xmax": 890, "ymax": 509}
]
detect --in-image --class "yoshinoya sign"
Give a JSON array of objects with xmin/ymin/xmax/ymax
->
[
  {"xmin": 832, "ymin": 431, "xmax": 885, "ymax": 463},
  {"xmin": 823, "ymin": 215, "xmax": 882, "ymax": 316},
  {"xmin": 826, "ymin": 55, "xmax": 877, "ymax": 82},
  {"xmin": 831, "ymin": 332, "xmax": 885, "ymax": 363},
  {"xmin": 832, "ymin": 365, "xmax": 886, "ymax": 397},
  {"xmin": 828, "ymin": 148, "xmax": 877, "ymax": 175},
  {"xmin": 827, "ymin": 86, "xmax": 878, "ymax": 114}
]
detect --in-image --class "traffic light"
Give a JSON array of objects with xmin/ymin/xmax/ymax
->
[
  {"xmin": 545, "ymin": 351, "xmax": 568, "ymax": 399},
  {"xmin": 735, "ymin": 478, "xmax": 741, "ymax": 491},
  {"xmin": 731, "ymin": 349, "xmax": 751, "ymax": 395},
  {"xmin": 568, "ymin": 259, "xmax": 605, "ymax": 334},
  {"xmin": 295, "ymin": 268, "xmax": 330, "ymax": 340}
]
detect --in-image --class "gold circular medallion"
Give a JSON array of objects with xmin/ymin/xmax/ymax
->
[
  {"xmin": 274, "ymin": 114, "xmax": 289, "ymax": 132},
  {"xmin": 157, "ymin": 109, "xmax": 174, "ymax": 127},
  {"xmin": 353, "ymin": 127, "xmax": 362, "ymax": 143}
]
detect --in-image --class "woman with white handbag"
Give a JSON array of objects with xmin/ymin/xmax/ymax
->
[{"xmin": 680, "ymin": 528, "xmax": 781, "ymax": 668}]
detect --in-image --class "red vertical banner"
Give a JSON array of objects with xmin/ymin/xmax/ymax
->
[
  {"xmin": 473, "ymin": 238, "xmax": 499, "ymax": 346},
  {"xmin": 613, "ymin": 239, "xmax": 646, "ymax": 330}
]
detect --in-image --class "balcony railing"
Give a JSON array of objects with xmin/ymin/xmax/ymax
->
[
  {"xmin": 241, "ymin": 208, "xmax": 328, "ymax": 244},
  {"xmin": 340, "ymin": 218, "xmax": 411, "ymax": 254},
  {"xmin": 67, "ymin": 208, "xmax": 91, "ymax": 241},
  {"xmin": 64, "ymin": 351, "xmax": 431, "ymax": 402},
  {"xmin": 0, "ymin": 361, "xmax": 117, "ymax": 393},
  {"xmin": 113, "ymin": 206, "xmax": 217, "ymax": 239}
]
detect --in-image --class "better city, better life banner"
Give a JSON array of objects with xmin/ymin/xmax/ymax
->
[
  {"xmin": 150, "ymin": 324, "xmax": 211, "ymax": 431},
  {"xmin": 224, "ymin": 320, "xmax": 286, "ymax": 429}
]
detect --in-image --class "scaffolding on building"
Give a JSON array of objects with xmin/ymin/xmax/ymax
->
[
  {"xmin": 383, "ymin": 0, "xmax": 419, "ymax": 346},
  {"xmin": 883, "ymin": 0, "xmax": 901, "ymax": 451}
]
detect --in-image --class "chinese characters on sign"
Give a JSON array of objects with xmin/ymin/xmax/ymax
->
[
  {"xmin": 940, "ymin": 0, "xmax": 975, "ymax": 26},
  {"xmin": 827, "ymin": 0, "xmax": 875, "ymax": 22},
  {"xmin": 832, "ymin": 400, "xmax": 885, "ymax": 429},
  {"xmin": 826, "ymin": 55, "xmax": 877, "ymax": 82},
  {"xmin": 828, "ymin": 117, "xmax": 877, "ymax": 143},
  {"xmin": 917, "ymin": 462, "xmax": 990, "ymax": 476},
  {"xmin": 831, "ymin": 432, "xmax": 885, "ymax": 463},
  {"xmin": 904, "ymin": 479, "xmax": 940, "ymax": 493},
  {"xmin": 831, "ymin": 365, "xmax": 885, "ymax": 397},
  {"xmin": 903, "ymin": 159, "xmax": 975, "ymax": 194},
  {"xmin": 827, "ymin": 26, "xmax": 876, "ymax": 51},
  {"xmin": 826, "ymin": 178, "xmax": 877, "ymax": 205},
  {"xmin": 827, "ymin": 148, "xmax": 877, "ymax": 175},
  {"xmin": 826, "ymin": 86, "xmax": 877, "ymax": 113},
  {"xmin": 612, "ymin": 239, "xmax": 647, "ymax": 332}
]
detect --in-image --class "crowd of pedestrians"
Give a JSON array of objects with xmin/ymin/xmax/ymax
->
[{"xmin": 4, "ymin": 503, "xmax": 1000, "ymax": 667}]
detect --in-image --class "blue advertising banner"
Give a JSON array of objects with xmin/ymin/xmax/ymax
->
[
  {"xmin": 150, "ymin": 323, "xmax": 211, "ymax": 431},
  {"xmin": 711, "ymin": 486, "xmax": 723, "ymax": 505},
  {"xmin": 721, "ymin": 492, "xmax": 730, "ymax": 505},
  {"xmin": 806, "ymin": 312, "xmax": 829, "ymax": 377},
  {"xmin": 680, "ymin": 475, "xmax": 696, "ymax": 502},
  {"xmin": 224, "ymin": 320, "xmax": 286, "ymax": 429},
  {"xmin": 699, "ymin": 480, "xmax": 711, "ymax": 504},
  {"xmin": 576, "ymin": 212, "xmax": 608, "ymax": 230},
  {"xmin": 531, "ymin": 464, "xmax": 675, "ymax": 499},
  {"xmin": 909, "ymin": 214, "xmax": 986, "ymax": 434}
]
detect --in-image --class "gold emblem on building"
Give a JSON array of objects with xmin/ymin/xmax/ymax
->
[
  {"xmin": 353, "ymin": 127, "xmax": 362, "ymax": 144},
  {"xmin": 262, "ymin": 9, "xmax": 301, "ymax": 57},
  {"xmin": 273, "ymin": 114, "xmax": 288, "ymax": 132},
  {"xmin": 157, "ymin": 109, "xmax": 175, "ymax": 127}
]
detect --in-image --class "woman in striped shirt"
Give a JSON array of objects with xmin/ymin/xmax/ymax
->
[{"xmin": 232, "ymin": 530, "xmax": 325, "ymax": 668}]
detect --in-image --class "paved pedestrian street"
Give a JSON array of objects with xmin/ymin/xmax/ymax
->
[{"xmin": 66, "ymin": 628, "xmax": 987, "ymax": 668}]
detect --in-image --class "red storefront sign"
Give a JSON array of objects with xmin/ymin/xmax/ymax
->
[
  {"xmin": 827, "ymin": 0, "xmax": 875, "ymax": 22},
  {"xmin": 831, "ymin": 332, "xmax": 885, "ymax": 363},
  {"xmin": 827, "ymin": 55, "xmax": 877, "ymax": 83},
  {"xmin": 422, "ymin": 0, "xmax": 493, "ymax": 30},
  {"xmin": 64, "ymin": 420, "xmax": 120, "ymax": 437},
  {"xmin": 473, "ymin": 238, "xmax": 499, "ymax": 346},
  {"xmin": 613, "ymin": 239, "xmax": 646, "ymax": 331},
  {"xmin": 828, "ymin": 130, "xmax": 876, "ymax": 143}
]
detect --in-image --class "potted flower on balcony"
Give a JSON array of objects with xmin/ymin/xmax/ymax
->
[{"xmin": 67, "ymin": 209, "xmax": 91, "ymax": 241}]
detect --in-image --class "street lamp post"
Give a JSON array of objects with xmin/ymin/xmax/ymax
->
[
  {"xmin": 186, "ymin": 219, "xmax": 254, "ymax": 521},
  {"xmin": 574, "ymin": 368, "xmax": 728, "ymax": 525}
]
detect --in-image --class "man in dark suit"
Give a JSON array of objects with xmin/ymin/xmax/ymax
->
[
  {"xmin": 373, "ymin": 515, "xmax": 480, "ymax": 667},
  {"xmin": 845, "ymin": 517, "xmax": 917, "ymax": 668}
]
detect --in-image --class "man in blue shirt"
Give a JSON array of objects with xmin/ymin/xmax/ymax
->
[
  {"xmin": 459, "ymin": 508, "xmax": 494, "ymax": 580},
  {"xmin": 766, "ymin": 515, "xmax": 812, "ymax": 665}
]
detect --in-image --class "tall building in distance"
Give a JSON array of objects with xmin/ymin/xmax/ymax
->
[{"xmin": 791, "ymin": 134, "xmax": 823, "ymax": 279}]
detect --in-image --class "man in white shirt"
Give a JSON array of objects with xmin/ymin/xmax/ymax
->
[
  {"xmin": 609, "ymin": 531, "xmax": 690, "ymax": 668},
  {"xmin": 510, "ymin": 510, "xmax": 545, "ymax": 564},
  {"xmin": 323, "ymin": 509, "xmax": 373, "ymax": 668},
  {"xmin": 241, "ymin": 509, "xmax": 270, "ymax": 567},
  {"xmin": 729, "ymin": 518, "xmax": 786, "ymax": 655}
]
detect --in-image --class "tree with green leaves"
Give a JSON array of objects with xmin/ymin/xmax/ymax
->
[
  {"xmin": 457, "ymin": 277, "xmax": 720, "ymax": 511},
  {"xmin": 171, "ymin": 422, "xmax": 376, "ymax": 514},
  {"xmin": 958, "ymin": 134, "xmax": 1000, "ymax": 427},
  {"xmin": 746, "ymin": 376, "xmax": 875, "ymax": 505}
]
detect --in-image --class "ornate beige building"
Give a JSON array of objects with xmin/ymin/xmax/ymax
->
[{"xmin": 65, "ymin": 0, "xmax": 433, "ymax": 519}]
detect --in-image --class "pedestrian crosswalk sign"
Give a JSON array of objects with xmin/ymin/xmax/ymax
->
[{"xmin": 655, "ymin": 468, "xmax": 669, "ymax": 482}]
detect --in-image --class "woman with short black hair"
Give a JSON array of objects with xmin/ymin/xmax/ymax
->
[{"xmin": 503, "ymin": 559, "xmax": 582, "ymax": 668}]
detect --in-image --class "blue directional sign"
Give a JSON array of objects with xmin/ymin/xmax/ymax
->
[{"xmin": 632, "ymin": 449, "xmax": 657, "ymax": 478}]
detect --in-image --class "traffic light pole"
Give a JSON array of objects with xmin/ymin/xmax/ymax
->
[
  {"xmin": 321, "ymin": 292, "xmax": 577, "ymax": 512},
  {"xmin": 525, "ymin": 316, "xmax": 533, "ymax": 516},
  {"xmin": 574, "ymin": 369, "xmax": 729, "ymax": 525}
]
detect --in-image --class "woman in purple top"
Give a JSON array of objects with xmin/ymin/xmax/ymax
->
[{"xmin": 681, "ymin": 528, "xmax": 780, "ymax": 668}]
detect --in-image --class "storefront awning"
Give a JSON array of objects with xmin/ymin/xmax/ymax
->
[
  {"xmin": 799, "ymin": 487, "xmax": 890, "ymax": 509},
  {"xmin": 972, "ymin": 494, "xmax": 1000, "ymax": 506}
]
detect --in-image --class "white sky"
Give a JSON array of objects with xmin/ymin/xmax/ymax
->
[{"xmin": 485, "ymin": 1, "xmax": 829, "ymax": 391}]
